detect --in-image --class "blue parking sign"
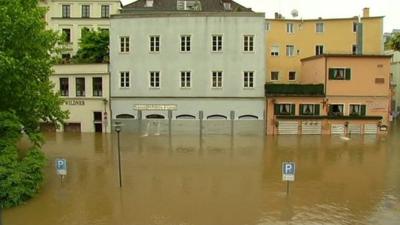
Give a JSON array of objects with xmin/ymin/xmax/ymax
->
[
  {"xmin": 56, "ymin": 159, "xmax": 67, "ymax": 176},
  {"xmin": 282, "ymin": 162, "xmax": 295, "ymax": 181}
]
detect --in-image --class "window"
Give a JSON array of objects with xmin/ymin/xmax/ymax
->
[
  {"xmin": 286, "ymin": 45, "xmax": 294, "ymax": 56},
  {"xmin": 244, "ymin": 71, "xmax": 254, "ymax": 88},
  {"xmin": 181, "ymin": 35, "xmax": 191, "ymax": 52},
  {"xmin": 120, "ymin": 36, "xmax": 129, "ymax": 53},
  {"xmin": 315, "ymin": 45, "xmax": 324, "ymax": 55},
  {"xmin": 349, "ymin": 104, "xmax": 366, "ymax": 116},
  {"xmin": 274, "ymin": 104, "xmax": 295, "ymax": 115},
  {"xmin": 120, "ymin": 72, "xmax": 130, "ymax": 88},
  {"xmin": 243, "ymin": 35, "xmax": 254, "ymax": 52},
  {"xmin": 81, "ymin": 27, "xmax": 89, "ymax": 38},
  {"xmin": 75, "ymin": 78, "xmax": 85, "ymax": 97},
  {"xmin": 62, "ymin": 28, "xmax": 71, "ymax": 42},
  {"xmin": 375, "ymin": 78, "xmax": 385, "ymax": 84},
  {"xmin": 265, "ymin": 22, "xmax": 271, "ymax": 31},
  {"xmin": 271, "ymin": 46, "xmax": 279, "ymax": 56},
  {"xmin": 271, "ymin": 71, "xmax": 279, "ymax": 81},
  {"xmin": 180, "ymin": 71, "xmax": 191, "ymax": 88},
  {"xmin": 61, "ymin": 53, "xmax": 71, "ymax": 63},
  {"xmin": 150, "ymin": 71, "xmax": 160, "ymax": 88},
  {"xmin": 212, "ymin": 71, "xmax": 223, "ymax": 88},
  {"xmin": 352, "ymin": 44, "xmax": 357, "ymax": 55},
  {"xmin": 62, "ymin": 5, "xmax": 70, "ymax": 18},
  {"xmin": 93, "ymin": 77, "xmax": 102, "ymax": 96},
  {"xmin": 287, "ymin": 23, "xmax": 294, "ymax": 33},
  {"xmin": 212, "ymin": 35, "xmax": 223, "ymax": 52},
  {"xmin": 59, "ymin": 78, "xmax": 69, "ymax": 96},
  {"xmin": 328, "ymin": 68, "xmax": 351, "ymax": 80},
  {"xmin": 150, "ymin": 36, "xmax": 160, "ymax": 52},
  {"xmin": 101, "ymin": 5, "xmax": 110, "ymax": 18},
  {"xmin": 81, "ymin": 5, "xmax": 90, "ymax": 18},
  {"xmin": 300, "ymin": 104, "xmax": 320, "ymax": 116},
  {"xmin": 328, "ymin": 104, "xmax": 344, "ymax": 116},
  {"xmin": 288, "ymin": 71, "xmax": 296, "ymax": 81},
  {"xmin": 316, "ymin": 23, "xmax": 324, "ymax": 33},
  {"xmin": 353, "ymin": 22, "xmax": 358, "ymax": 32}
]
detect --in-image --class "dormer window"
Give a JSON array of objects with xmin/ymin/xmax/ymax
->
[
  {"xmin": 177, "ymin": 0, "xmax": 202, "ymax": 11},
  {"xmin": 223, "ymin": 3, "xmax": 231, "ymax": 10},
  {"xmin": 145, "ymin": 0, "xmax": 154, "ymax": 7}
]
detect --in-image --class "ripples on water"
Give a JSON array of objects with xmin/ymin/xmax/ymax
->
[{"xmin": 4, "ymin": 121, "xmax": 400, "ymax": 225}]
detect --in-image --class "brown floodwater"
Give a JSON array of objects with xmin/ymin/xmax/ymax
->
[{"xmin": 3, "ymin": 121, "xmax": 400, "ymax": 225}]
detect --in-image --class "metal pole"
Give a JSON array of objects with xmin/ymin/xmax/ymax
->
[
  {"xmin": 117, "ymin": 130, "xmax": 122, "ymax": 187},
  {"xmin": 286, "ymin": 181, "xmax": 290, "ymax": 195}
]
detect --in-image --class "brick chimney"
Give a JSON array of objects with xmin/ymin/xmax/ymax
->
[{"xmin": 363, "ymin": 7, "xmax": 370, "ymax": 17}]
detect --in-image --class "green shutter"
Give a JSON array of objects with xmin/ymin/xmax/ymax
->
[
  {"xmin": 345, "ymin": 68, "xmax": 351, "ymax": 80},
  {"xmin": 329, "ymin": 68, "xmax": 335, "ymax": 80},
  {"xmin": 361, "ymin": 105, "xmax": 366, "ymax": 116},
  {"xmin": 274, "ymin": 104, "xmax": 279, "ymax": 115},
  {"xmin": 299, "ymin": 104, "xmax": 304, "ymax": 115},
  {"xmin": 291, "ymin": 104, "xmax": 296, "ymax": 116},
  {"xmin": 314, "ymin": 104, "xmax": 320, "ymax": 115}
]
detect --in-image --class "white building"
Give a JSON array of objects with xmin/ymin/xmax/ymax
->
[
  {"xmin": 40, "ymin": 0, "xmax": 120, "ymax": 59},
  {"xmin": 110, "ymin": 0, "xmax": 266, "ymax": 124},
  {"xmin": 50, "ymin": 64, "xmax": 111, "ymax": 133}
]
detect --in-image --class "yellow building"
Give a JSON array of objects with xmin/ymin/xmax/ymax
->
[{"xmin": 265, "ymin": 8, "xmax": 384, "ymax": 83}]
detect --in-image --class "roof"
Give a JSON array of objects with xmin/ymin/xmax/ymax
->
[
  {"xmin": 266, "ymin": 16, "xmax": 384, "ymax": 22},
  {"xmin": 122, "ymin": 0, "xmax": 252, "ymax": 12},
  {"xmin": 301, "ymin": 54, "xmax": 392, "ymax": 62}
]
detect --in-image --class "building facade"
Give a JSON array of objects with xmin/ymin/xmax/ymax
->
[
  {"xmin": 388, "ymin": 50, "xmax": 400, "ymax": 117},
  {"xmin": 50, "ymin": 64, "xmax": 111, "ymax": 133},
  {"xmin": 110, "ymin": 0, "xmax": 266, "ymax": 125},
  {"xmin": 265, "ymin": 8, "xmax": 384, "ymax": 83},
  {"xmin": 40, "ymin": 0, "xmax": 120, "ymax": 59},
  {"xmin": 266, "ymin": 54, "xmax": 391, "ymax": 135}
]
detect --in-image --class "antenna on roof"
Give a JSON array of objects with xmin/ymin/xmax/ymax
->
[{"xmin": 291, "ymin": 9, "xmax": 299, "ymax": 18}]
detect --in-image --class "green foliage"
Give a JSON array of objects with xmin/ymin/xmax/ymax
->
[
  {"xmin": 0, "ymin": 0, "xmax": 66, "ymax": 208},
  {"xmin": 72, "ymin": 28, "xmax": 110, "ymax": 63},
  {"xmin": 385, "ymin": 32, "xmax": 400, "ymax": 51},
  {"xmin": 0, "ymin": 0, "xmax": 68, "ymax": 142},
  {"xmin": 0, "ymin": 112, "xmax": 46, "ymax": 208},
  {"xmin": 265, "ymin": 83, "xmax": 325, "ymax": 96}
]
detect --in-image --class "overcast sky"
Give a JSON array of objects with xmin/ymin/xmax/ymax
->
[{"xmin": 120, "ymin": 0, "xmax": 399, "ymax": 33}]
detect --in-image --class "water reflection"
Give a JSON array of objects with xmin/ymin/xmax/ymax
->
[{"xmin": 3, "ymin": 124, "xmax": 400, "ymax": 225}]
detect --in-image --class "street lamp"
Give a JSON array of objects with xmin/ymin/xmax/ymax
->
[{"xmin": 114, "ymin": 122, "xmax": 122, "ymax": 187}]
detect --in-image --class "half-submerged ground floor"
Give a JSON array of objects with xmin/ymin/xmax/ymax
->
[{"xmin": 266, "ymin": 96, "xmax": 390, "ymax": 135}]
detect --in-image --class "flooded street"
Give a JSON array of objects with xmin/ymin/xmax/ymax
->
[{"xmin": 3, "ymin": 122, "xmax": 400, "ymax": 225}]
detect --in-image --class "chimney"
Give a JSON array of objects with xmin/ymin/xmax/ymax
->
[
  {"xmin": 145, "ymin": 0, "xmax": 154, "ymax": 7},
  {"xmin": 363, "ymin": 7, "xmax": 370, "ymax": 17},
  {"xmin": 274, "ymin": 12, "xmax": 279, "ymax": 19}
]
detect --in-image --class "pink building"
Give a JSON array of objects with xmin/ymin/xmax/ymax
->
[{"xmin": 266, "ymin": 54, "xmax": 392, "ymax": 135}]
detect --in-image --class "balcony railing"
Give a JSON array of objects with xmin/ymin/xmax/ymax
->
[{"xmin": 265, "ymin": 83, "xmax": 325, "ymax": 97}]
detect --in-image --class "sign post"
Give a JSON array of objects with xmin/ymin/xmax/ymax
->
[
  {"xmin": 56, "ymin": 158, "xmax": 67, "ymax": 184},
  {"xmin": 282, "ymin": 162, "xmax": 295, "ymax": 195}
]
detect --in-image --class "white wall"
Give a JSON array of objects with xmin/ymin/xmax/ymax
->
[{"xmin": 110, "ymin": 14, "xmax": 266, "ymax": 98}]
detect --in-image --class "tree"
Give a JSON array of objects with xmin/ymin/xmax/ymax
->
[
  {"xmin": 386, "ymin": 32, "xmax": 400, "ymax": 51},
  {"xmin": 72, "ymin": 28, "xmax": 110, "ymax": 63},
  {"xmin": 0, "ymin": 0, "xmax": 68, "ymax": 213}
]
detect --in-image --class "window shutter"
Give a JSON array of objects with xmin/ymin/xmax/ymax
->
[
  {"xmin": 328, "ymin": 69, "xmax": 335, "ymax": 79},
  {"xmin": 314, "ymin": 104, "xmax": 320, "ymax": 115},
  {"xmin": 345, "ymin": 68, "xmax": 351, "ymax": 80},
  {"xmin": 361, "ymin": 105, "xmax": 366, "ymax": 116},
  {"xmin": 299, "ymin": 104, "xmax": 304, "ymax": 115},
  {"xmin": 274, "ymin": 104, "xmax": 279, "ymax": 115},
  {"xmin": 291, "ymin": 104, "xmax": 296, "ymax": 115}
]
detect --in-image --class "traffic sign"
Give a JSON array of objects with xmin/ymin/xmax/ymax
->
[
  {"xmin": 282, "ymin": 162, "xmax": 295, "ymax": 181},
  {"xmin": 56, "ymin": 158, "xmax": 67, "ymax": 176}
]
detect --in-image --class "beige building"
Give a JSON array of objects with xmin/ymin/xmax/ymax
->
[
  {"xmin": 265, "ymin": 8, "xmax": 384, "ymax": 83},
  {"xmin": 50, "ymin": 64, "xmax": 111, "ymax": 133},
  {"xmin": 266, "ymin": 54, "xmax": 391, "ymax": 135},
  {"xmin": 40, "ymin": 0, "xmax": 120, "ymax": 59}
]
